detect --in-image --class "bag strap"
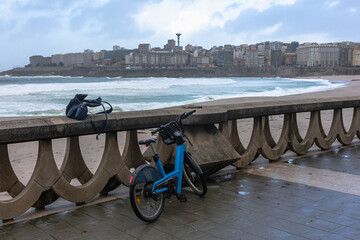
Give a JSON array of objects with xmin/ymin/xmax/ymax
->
[
  {"xmin": 82, "ymin": 97, "xmax": 112, "ymax": 140},
  {"xmin": 88, "ymin": 102, "xmax": 109, "ymax": 140},
  {"xmin": 97, "ymin": 101, "xmax": 113, "ymax": 114},
  {"xmin": 84, "ymin": 98, "xmax": 113, "ymax": 114}
]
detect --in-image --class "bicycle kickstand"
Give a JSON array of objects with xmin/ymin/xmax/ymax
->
[{"xmin": 176, "ymin": 193, "xmax": 187, "ymax": 203}]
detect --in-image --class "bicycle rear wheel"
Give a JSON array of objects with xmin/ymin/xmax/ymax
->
[
  {"xmin": 130, "ymin": 181, "xmax": 165, "ymax": 222},
  {"xmin": 183, "ymin": 153, "xmax": 207, "ymax": 196}
]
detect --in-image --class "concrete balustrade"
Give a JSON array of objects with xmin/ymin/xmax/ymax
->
[{"xmin": 1, "ymin": 96, "xmax": 360, "ymax": 220}]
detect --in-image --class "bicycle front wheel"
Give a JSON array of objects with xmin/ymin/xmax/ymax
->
[
  {"xmin": 183, "ymin": 153, "xmax": 207, "ymax": 196},
  {"xmin": 130, "ymin": 181, "xmax": 165, "ymax": 222}
]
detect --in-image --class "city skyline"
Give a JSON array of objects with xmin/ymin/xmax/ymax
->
[{"xmin": 1, "ymin": 0, "xmax": 359, "ymax": 71}]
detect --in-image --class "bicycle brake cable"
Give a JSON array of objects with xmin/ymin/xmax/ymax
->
[{"xmin": 184, "ymin": 134, "xmax": 193, "ymax": 147}]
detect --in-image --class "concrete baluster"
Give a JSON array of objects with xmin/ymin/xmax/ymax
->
[
  {"xmin": 52, "ymin": 133, "xmax": 118, "ymax": 203},
  {"xmin": 0, "ymin": 140, "xmax": 59, "ymax": 220},
  {"xmin": 232, "ymin": 117, "xmax": 261, "ymax": 168},
  {"xmin": 336, "ymin": 108, "xmax": 358, "ymax": 145},
  {"xmin": 123, "ymin": 130, "xmax": 146, "ymax": 169},
  {"xmin": 313, "ymin": 110, "xmax": 337, "ymax": 150},
  {"xmin": 60, "ymin": 137, "xmax": 93, "ymax": 184},
  {"xmin": 289, "ymin": 112, "xmax": 316, "ymax": 155},
  {"xmin": 0, "ymin": 144, "xmax": 25, "ymax": 198},
  {"xmin": 259, "ymin": 115, "xmax": 290, "ymax": 161}
]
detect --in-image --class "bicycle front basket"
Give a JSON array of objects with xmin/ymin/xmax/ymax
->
[{"xmin": 159, "ymin": 121, "xmax": 182, "ymax": 145}]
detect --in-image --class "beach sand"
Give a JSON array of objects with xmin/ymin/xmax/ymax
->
[{"xmin": 1, "ymin": 75, "xmax": 360, "ymax": 200}]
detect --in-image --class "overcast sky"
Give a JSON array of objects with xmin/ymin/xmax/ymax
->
[{"xmin": 0, "ymin": 0, "xmax": 359, "ymax": 71}]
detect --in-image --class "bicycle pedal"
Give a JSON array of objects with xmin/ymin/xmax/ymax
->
[
  {"xmin": 165, "ymin": 192, "xmax": 172, "ymax": 199},
  {"xmin": 177, "ymin": 193, "xmax": 187, "ymax": 203}
]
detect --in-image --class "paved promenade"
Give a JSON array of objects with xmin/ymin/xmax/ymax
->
[{"xmin": 2, "ymin": 145, "xmax": 360, "ymax": 239}]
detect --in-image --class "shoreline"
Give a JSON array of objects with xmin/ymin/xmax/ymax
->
[{"xmin": 200, "ymin": 75, "xmax": 360, "ymax": 106}]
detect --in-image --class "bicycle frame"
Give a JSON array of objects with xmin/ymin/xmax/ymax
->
[{"xmin": 151, "ymin": 144, "xmax": 186, "ymax": 195}]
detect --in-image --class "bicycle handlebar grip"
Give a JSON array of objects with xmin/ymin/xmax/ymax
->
[
  {"xmin": 181, "ymin": 110, "xmax": 196, "ymax": 119},
  {"xmin": 151, "ymin": 128, "xmax": 161, "ymax": 135},
  {"xmin": 187, "ymin": 110, "xmax": 196, "ymax": 116}
]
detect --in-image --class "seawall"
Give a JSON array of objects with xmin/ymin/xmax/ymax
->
[{"xmin": 2, "ymin": 66, "xmax": 360, "ymax": 78}]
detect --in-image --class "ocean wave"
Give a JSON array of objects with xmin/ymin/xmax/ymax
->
[
  {"xmin": 214, "ymin": 83, "xmax": 344, "ymax": 99},
  {"xmin": 0, "ymin": 77, "xmax": 237, "ymax": 96}
]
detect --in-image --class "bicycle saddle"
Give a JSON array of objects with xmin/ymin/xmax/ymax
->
[{"xmin": 138, "ymin": 137, "xmax": 158, "ymax": 145}]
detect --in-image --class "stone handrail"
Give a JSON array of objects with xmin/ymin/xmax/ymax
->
[{"xmin": 1, "ymin": 96, "xmax": 360, "ymax": 220}]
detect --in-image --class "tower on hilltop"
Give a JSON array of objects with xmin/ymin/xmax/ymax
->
[{"xmin": 176, "ymin": 33, "xmax": 181, "ymax": 47}]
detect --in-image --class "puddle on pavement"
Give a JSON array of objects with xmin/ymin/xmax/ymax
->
[
  {"xmin": 237, "ymin": 191, "xmax": 250, "ymax": 195},
  {"xmin": 287, "ymin": 159, "xmax": 295, "ymax": 164},
  {"xmin": 212, "ymin": 173, "xmax": 234, "ymax": 183}
]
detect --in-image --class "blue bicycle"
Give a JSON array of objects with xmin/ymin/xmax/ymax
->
[{"xmin": 129, "ymin": 110, "xmax": 207, "ymax": 222}]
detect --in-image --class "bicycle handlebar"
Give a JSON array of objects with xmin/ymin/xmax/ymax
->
[
  {"xmin": 151, "ymin": 127, "xmax": 161, "ymax": 135},
  {"xmin": 151, "ymin": 110, "xmax": 196, "ymax": 135},
  {"xmin": 180, "ymin": 110, "xmax": 196, "ymax": 120}
]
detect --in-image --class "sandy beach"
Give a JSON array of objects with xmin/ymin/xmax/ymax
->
[{"xmin": 1, "ymin": 75, "xmax": 360, "ymax": 201}]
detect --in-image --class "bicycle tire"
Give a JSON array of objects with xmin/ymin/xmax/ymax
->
[
  {"xmin": 183, "ymin": 157, "xmax": 207, "ymax": 196},
  {"xmin": 130, "ymin": 180, "xmax": 165, "ymax": 222}
]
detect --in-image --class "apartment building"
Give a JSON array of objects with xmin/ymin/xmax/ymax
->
[
  {"xmin": 30, "ymin": 55, "xmax": 51, "ymax": 67},
  {"xmin": 297, "ymin": 44, "xmax": 339, "ymax": 67},
  {"xmin": 128, "ymin": 51, "xmax": 189, "ymax": 68},
  {"xmin": 138, "ymin": 44, "xmax": 151, "ymax": 53},
  {"xmin": 245, "ymin": 50, "xmax": 259, "ymax": 67},
  {"xmin": 271, "ymin": 50, "xmax": 282, "ymax": 67},
  {"xmin": 213, "ymin": 50, "xmax": 234, "ymax": 67},
  {"xmin": 353, "ymin": 46, "xmax": 360, "ymax": 66},
  {"xmin": 51, "ymin": 54, "xmax": 64, "ymax": 66}
]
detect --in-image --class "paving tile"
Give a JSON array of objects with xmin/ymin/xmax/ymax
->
[
  {"xmin": 151, "ymin": 217, "xmax": 204, "ymax": 239},
  {"xmin": 315, "ymin": 211, "xmax": 359, "ymax": 227},
  {"xmin": 245, "ymin": 223, "xmax": 306, "ymax": 240},
  {"xmin": 257, "ymin": 215, "xmax": 315, "ymax": 236},
  {"xmin": 186, "ymin": 232, "xmax": 224, "ymax": 240},
  {"xmin": 2, "ymin": 222, "xmax": 49, "ymax": 240},
  {"xmin": 299, "ymin": 228, "xmax": 332, "ymax": 239},
  {"xmin": 44, "ymin": 225, "xmax": 87, "ymax": 240},
  {"xmin": 332, "ymin": 226, "xmax": 360, "ymax": 240},
  {"xmin": 206, "ymin": 225, "xmax": 259, "ymax": 240},
  {"xmin": 186, "ymin": 219, "xmax": 220, "ymax": 232},
  {"xmin": 125, "ymin": 224, "xmax": 173, "ymax": 239},
  {"xmin": 0, "ymin": 230, "xmax": 15, "ymax": 240},
  {"xmin": 306, "ymin": 218, "xmax": 343, "ymax": 232},
  {"xmin": 90, "ymin": 229, "xmax": 136, "ymax": 240},
  {"xmin": 320, "ymin": 233, "xmax": 353, "ymax": 240}
]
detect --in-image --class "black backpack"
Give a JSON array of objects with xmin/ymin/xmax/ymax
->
[{"xmin": 66, "ymin": 94, "xmax": 113, "ymax": 139}]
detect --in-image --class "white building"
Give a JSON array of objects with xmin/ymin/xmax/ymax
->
[
  {"xmin": 297, "ymin": 44, "xmax": 339, "ymax": 67},
  {"xmin": 51, "ymin": 54, "xmax": 64, "ymax": 66}
]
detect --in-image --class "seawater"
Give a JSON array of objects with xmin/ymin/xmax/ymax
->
[{"xmin": 0, "ymin": 75, "xmax": 344, "ymax": 116}]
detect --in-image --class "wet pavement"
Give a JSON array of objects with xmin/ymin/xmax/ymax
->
[{"xmin": 2, "ymin": 145, "xmax": 360, "ymax": 239}]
